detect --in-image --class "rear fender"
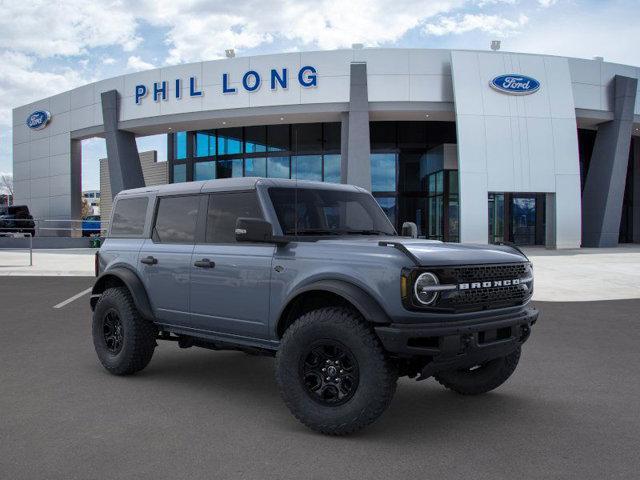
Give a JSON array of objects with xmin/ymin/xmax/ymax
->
[{"xmin": 91, "ymin": 266, "xmax": 154, "ymax": 320}]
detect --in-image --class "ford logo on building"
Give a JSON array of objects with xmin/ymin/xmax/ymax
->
[
  {"xmin": 26, "ymin": 110, "xmax": 51, "ymax": 130},
  {"xmin": 490, "ymin": 74, "xmax": 540, "ymax": 95}
]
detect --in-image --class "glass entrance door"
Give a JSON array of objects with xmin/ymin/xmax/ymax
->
[
  {"xmin": 510, "ymin": 195, "xmax": 537, "ymax": 245},
  {"xmin": 489, "ymin": 192, "xmax": 546, "ymax": 246}
]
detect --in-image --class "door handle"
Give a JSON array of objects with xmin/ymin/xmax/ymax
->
[
  {"xmin": 194, "ymin": 258, "xmax": 215, "ymax": 268},
  {"xmin": 140, "ymin": 256, "xmax": 158, "ymax": 265}
]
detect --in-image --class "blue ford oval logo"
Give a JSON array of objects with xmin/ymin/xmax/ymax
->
[
  {"xmin": 26, "ymin": 110, "xmax": 51, "ymax": 130},
  {"xmin": 490, "ymin": 74, "xmax": 540, "ymax": 95}
]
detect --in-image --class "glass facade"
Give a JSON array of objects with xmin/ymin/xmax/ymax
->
[
  {"xmin": 169, "ymin": 123, "xmax": 341, "ymax": 183},
  {"xmin": 369, "ymin": 121, "xmax": 459, "ymax": 241},
  {"xmin": 168, "ymin": 120, "xmax": 464, "ymax": 242}
]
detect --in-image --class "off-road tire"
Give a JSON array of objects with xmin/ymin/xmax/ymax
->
[
  {"xmin": 434, "ymin": 347, "xmax": 521, "ymax": 395},
  {"xmin": 92, "ymin": 287, "xmax": 157, "ymax": 376},
  {"xmin": 275, "ymin": 307, "xmax": 397, "ymax": 436}
]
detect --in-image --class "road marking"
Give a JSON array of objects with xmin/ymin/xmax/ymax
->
[{"xmin": 53, "ymin": 287, "xmax": 92, "ymax": 309}]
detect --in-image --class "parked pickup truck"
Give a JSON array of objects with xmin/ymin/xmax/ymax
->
[{"xmin": 90, "ymin": 178, "xmax": 538, "ymax": 435}]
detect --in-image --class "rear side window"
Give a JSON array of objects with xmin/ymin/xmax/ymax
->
[
  {"xmin": 153, "ymin": 195, "xmax": 200, "ymax": 244},
  {"xmin": 206, "ymin": 192, "xmax": 262, "ymax": 243},
  {"xmin": 110, "ymin": 197, "xmax": 148, "ymax": 237}
]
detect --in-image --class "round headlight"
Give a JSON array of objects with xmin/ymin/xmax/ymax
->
[{"xmin": 413, "ymin": 272, "xmax": 440, "ymax": 306}]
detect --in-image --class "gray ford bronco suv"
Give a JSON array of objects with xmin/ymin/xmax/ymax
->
[{"xmin": 91, "ymin": 177, "xmax": 538, "ymax": 435}]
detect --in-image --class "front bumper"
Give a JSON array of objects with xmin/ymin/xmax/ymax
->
[{"xmin": 375, "ymin": 306, "xmax": 538, "ymax": 378}]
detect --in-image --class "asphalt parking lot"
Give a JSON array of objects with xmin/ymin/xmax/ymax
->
[{"xmin": 1, "ymin": 277, "xmax": 639, "ymax": 479}]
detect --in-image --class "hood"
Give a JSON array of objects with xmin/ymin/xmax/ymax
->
[
  {"xmin": 316, "ymin": 237, "xmax": 527, "ymax": 266},
  {"xmin": 391, "ymin": 239, "xmax": 527, "ymax": 266}
]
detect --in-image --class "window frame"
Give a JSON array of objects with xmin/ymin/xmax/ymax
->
[
  {"xmin": 202, "ymin": 190, "xmax": 265, "ymax": 245},
  {"xmin": 108, "ymin": 196, "xmax": 149, "ymax": 239},
  {"xmin": 150, "ymin": 193, "xmax": 203, "ymax": 245}
]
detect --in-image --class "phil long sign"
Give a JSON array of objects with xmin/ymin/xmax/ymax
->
[
  {"xmin": 490, "ymin": 74, "xmax": 540, "ymax": 95},
  {"xmin": 135, "ymin": 66, "xmax": 318, "ymax": 105}
]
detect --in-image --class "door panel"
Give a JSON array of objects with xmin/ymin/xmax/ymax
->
[
  {"xmin": 189, "ymin": 244, "xmax": 274, "ymax": 337},
  {"xmin": 138, "ymin": 194, "xmax": 200, "ymax": 326},
  {"xmin": 138, "ymin": 239, "xmax": 194, "ymax": 325},
  {"xmin": 188, "ymin": 191, "xmax": 274, "ymax": 338}
]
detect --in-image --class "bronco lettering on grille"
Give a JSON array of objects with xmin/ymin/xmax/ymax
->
[{"xmin": 459, "ymin": 279, "xmax": 520, "ymax": 290}]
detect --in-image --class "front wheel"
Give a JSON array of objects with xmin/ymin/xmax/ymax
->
[
  {"xmin": 92, "ymin": 287, "xmax": 157, "ymax": 375},
  {"xmin": 434, "ymin": 347, "xmax": 521, "ymax": 395},
  {"xmin": 275, "ymin": 307, "xmax": 397, "ymax": 436}
]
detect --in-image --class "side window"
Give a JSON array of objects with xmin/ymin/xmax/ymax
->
[
  {"xmin": 110, "ymin": 197, "xmax": 148, "ymax": 237},
  {"xmin": 206, "ymin": 192, "xmax": 263, "ymax": 243},
  {"xmin": 152, "ymin": 195, "xmax": 200, "ymax": 244}
]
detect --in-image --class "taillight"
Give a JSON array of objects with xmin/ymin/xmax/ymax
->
[{"xmin": 95, "ymin": 251, "xmax": 100, "ymax": 277}]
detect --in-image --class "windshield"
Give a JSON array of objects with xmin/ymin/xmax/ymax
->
[{"xmin": 268, "ymin": 187, "xmax": 396, "ymax": 236}]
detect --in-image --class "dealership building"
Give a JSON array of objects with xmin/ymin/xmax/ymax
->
[{"xmin": 11, "ymin": 48, "xmax": 640, "ymax": 247}]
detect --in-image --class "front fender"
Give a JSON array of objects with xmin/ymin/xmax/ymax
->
[
  {"xmin": 91, "ymin": 266, "xmax": 154, "ymax": 321},
  {"xmin": 277, "ymin": 279, "xmax": 391, "ymax": 325}
]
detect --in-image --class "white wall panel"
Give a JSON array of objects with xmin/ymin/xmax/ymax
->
[
  {"xmin": 202, "ymin": 57, "xmax": 250, "ymax": 87},
  {"xmin": 13, "ymin": 142, "xmax": 29, "ymax": 164},
  {"xmin": 49, "ymin": 154, "xmax": 71, "ymax": 177},
  {"xmin": 569, "ymin": 58, "xmax": 601, "ymax": 85},
  {"xmin": 93, "ymin": 76, "xmax": 125, "ymax": 104},
  {"xmin": 29, "ymin": 137, "xmax": 50, "ymax": 160},
  {"xmin": 29, "ymin": 177, "xmax": 50, "ymax": 198},
  {"xmin": 69, "ymin": 84, "xmax": 94, "ymax": 110},
  {"xmin": 301, "ymin": 50, "xmax": 353, "ymax": 77},
  {"xmin": 368, "ymin": 75, "xmax": 410, "ymax": 102},
  {"xmin": 29, "ymin": 196, "xmax": 50, "ymax": 219},
  {"xmin": 70, "ymin": 104, "xmax": 97, "ymax": 130},
  {"xmin": 354, "ymin": 49, "xmax": 409, "ymax": 75},
  {"xmin": 50, "ymin": 133, "xmax": 70, "ymax": 156},
  {"xmin": 49, "ymin": 92, "xmax": 71, "ymax": 115},
  {"xmin": 409, "ymin": 50, "xmax": 451, "ymax": 75},
  {"xmin": 301, "ymin": 76, "xmax": 349, "ymax": 104},
  {"xmin": 409, "ymin": 75, "xmax": 453, "ymax": 102},
  {"xmin": 13, "ymin": 123, "xmax": 29, "ymax": 144},
  {"xmin": 29, "ymin": 157, "xmax": 50, "ymax": 179},
  {"xmin": 452, "ymin": 50, "xmax": 581, "ymax": 247},
  {"xmin": 572, "ymin": 83, "xmax": 601, "ymax": 110}
]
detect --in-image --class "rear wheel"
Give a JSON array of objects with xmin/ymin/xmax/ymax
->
[
  {"xmin": 434, "ymin": 348, "xmax": 521, "ymax": 395},
  {"xmin": 275, "ymin": 307, "xmax": 397, "ymax": 435},
  {"xmin": 92, "ymin": 287, "xmax": 157, "ymax": 375}
]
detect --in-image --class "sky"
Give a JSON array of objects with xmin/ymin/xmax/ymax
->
[{"xmin": 0, "ymin": 0, "xmax": 639, "ymax": 191}]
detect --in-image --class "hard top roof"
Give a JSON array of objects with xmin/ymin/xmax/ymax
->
[{"xmin": 116, "ymin": 177, "xmax": 365, "ymax": 198}]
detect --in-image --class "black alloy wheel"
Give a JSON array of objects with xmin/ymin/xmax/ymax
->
[
  {"xmin": 102, "ymin": 309, "xmax": 124, "ymax": 355},
  {"xmin": 300, "ymin": 341, "xmax": 359, "ymax": 406}
]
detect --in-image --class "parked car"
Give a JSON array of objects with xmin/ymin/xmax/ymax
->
[
  {"xmin": 0, "ymin": 205, "xmax": 35, "ymax": 237},
  {"xmin": 82, "ymin": 215, "xmax": 101, "ymax": 237},
  {"xmin": 90, "ymin": 178, "xmax": 538, "ymax": 435}
]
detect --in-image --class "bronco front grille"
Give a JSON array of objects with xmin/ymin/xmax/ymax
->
[{"xmin": 411, "ymin": 263, "xmax": 533, "ymax": 312}]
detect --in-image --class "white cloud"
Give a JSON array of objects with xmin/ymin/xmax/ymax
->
[
  {"xmin": 135, "ymin": 0, "xmax": 465, "ymax": 64},
  {"xmin": 0, "ymin": 0, "xmax": 141, "ymax": 57},
  {"xmin": 538, "ymin": 0, "xmax": 558, "ymax": 7},
  {"xmin": 0, "ymin": 51, "xmax": 86, "ymax": 125},
  {"xmin": 424, "ymin": 13, "xmax": 529, "ymax": 36},
  {"xmin": 126, "ymin": 56, "xmax": 156, "ymax": 72},
  {"xmin": 102, "ymin": 57, "xmax": 116, "ymax": 65}
]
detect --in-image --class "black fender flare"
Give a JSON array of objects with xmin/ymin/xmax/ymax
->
[
  {"xmin": 277, "ymin": 279, "xmax": 391, "ymax": 331},
  {"xmin": 91, "ymin": 267, "xmax": 154, "ymax": 321}
]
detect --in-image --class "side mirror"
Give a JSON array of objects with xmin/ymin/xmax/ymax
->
[
  {"xmin": 235, "ymin": 217, "xmax": 274, "ymax": 243},
  {"xmin": 401, "ymin": 222, "xmax": 418, "ymax": 238}
]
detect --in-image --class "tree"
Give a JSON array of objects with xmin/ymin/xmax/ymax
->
[
  {"xmin": 0, "ymin": 173, "xmax": 13, "ymax": 205},
  {"xmin": 81, "ymin": 197, "xmax": 92, "ymax": 218}
]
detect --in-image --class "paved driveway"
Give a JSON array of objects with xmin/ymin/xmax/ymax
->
[{"xmin": 1, "ymin": 277, "xmax": 639, "ymax": 479}]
